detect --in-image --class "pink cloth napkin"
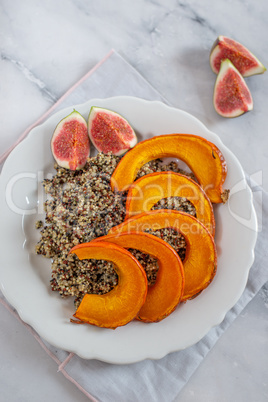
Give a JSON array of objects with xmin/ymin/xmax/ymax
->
[{"xmin": 1, "ymin": 50, "xmax": 267, "ymax": 402}]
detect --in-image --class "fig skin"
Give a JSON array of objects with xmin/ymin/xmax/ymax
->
[
  {"xmin": 87, "ymin": 106, "xmax": 137, "ymax": 156},
  {"xmin": 210, "ymin": 36, "xmax": 266, "ymax": 77},
  {"xmin": 51, "ymin": 110, "xmax": 90, "ymax": 170},
  {"xmin": 213, "ymin": 59, "xmax": 253, "ymax": 118}
]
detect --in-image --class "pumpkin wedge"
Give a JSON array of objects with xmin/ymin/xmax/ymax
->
[
  {"xmin": 110, "ymin": 134, "xmax": 228, "ymax": 203},
  {"xmin": 92, "ymin": 231, "xmax": 185, "ymax": 322},
  {"xmin": 109, "ymin": 210, "xmax": 217, "ymax": 301},
  {"xmin": 125, "ymin": 171, "xmax": 215, "ymax": 235},
  {"xmin": 70, "ymin": 242, "xmax": 147, "ymax": 328}
]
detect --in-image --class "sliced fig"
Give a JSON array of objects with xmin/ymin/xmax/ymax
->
[
  {"xmin": 210, "ymin": 36, "xmax": 266, "ymax": 77},
  {"xmin": 213, "ymin": 59, "xmax": 253, "ymax": 118},
  {"xmin": 51, "ymin": 110, "xmax": 89, "ymax": 170},
  {"xmin": 87, "ymin": 106, "xmax": 137, "ymax": 155}
]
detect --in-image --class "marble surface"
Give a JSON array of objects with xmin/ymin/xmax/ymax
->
[{"xmin": 0, "ymin": 0, "xmax": 268, "ymax": 401}]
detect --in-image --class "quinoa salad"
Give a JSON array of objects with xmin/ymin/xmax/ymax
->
[{"xmin": 35, "ymin": 152, "xmax": 196, "ymax": 308}]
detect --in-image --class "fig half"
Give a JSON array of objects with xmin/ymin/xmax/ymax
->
[
  {"xmin": 88, "ymin": 106, "xmax": 137, "ymax": 155},
  {"xmin": 210, "ymin": 36, "xmax": 266, "ymax": 77},
  {"xmin": 213, "ymin": 59, "xmax": 253, "ymax": 118},
  {"xmin": 51, "ymin": 110, "xmax": 89, "ymax": 170}
]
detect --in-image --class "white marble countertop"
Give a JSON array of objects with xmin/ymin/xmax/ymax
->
[{"xmin": 1, "ymin": 0, "xmax": 268, "ymax": 401}]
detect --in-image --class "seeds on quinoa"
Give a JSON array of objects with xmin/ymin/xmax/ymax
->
[
  {"xmin": 145, "ymin": 227, "xmax": 187, "ymax": 262},
  {"xmin": 151, "ymin": 196, "xmax": 196, "ymax": 217},
  {"xmin": 36, "ymin": 152, "xmax": 194, "ymax": 307},
  {"xmin": 35, "ymin": 220, "xmax": 43, "ymax": 229},
  {"xmin": 128, "ymin": 249, "xmax": 159, "ymax": 286},
  {"xmin": 136, "ymin": 159, "xmax": 196, "ymax": 181}
]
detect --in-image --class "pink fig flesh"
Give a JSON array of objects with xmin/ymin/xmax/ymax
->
[
  {"xmin": 88, "ymin": 107, "xmax": 137, "ymax": 156},
  {"xmin": 213, "ymin": 59, "xmax": 253, "ymax": 118},
  {"xmin": 51, "ymin": 110, "xmax": 90, "ymax": 170},
  {"xmin": 210, "ymin": 36, "xmax": 266, "ymax": 77}
]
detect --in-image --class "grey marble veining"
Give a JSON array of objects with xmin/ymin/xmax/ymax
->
[
  {"xmin": 1, "ymin": 0, "xmax": 268, "ymax": 401},
  {"xmin": 1, "ymin": 53, "xmax": 58, "ymax": 103}
]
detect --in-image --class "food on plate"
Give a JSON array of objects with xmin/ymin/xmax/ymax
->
[
  {"xmin": 125, "ymin": 171, "xmax": 215, "ymax": 235},
  {"xmin": 109, "ymin": 210, "xmax": 217, "ymax": 302},
  {"xmin": 111, "ymin": 134, "xmax": 228, "ymax": 204},
  {"xmin": 51, "ymin": 110, "xmax": 89, "ymax": 170},
  {"xmin": 70, "ymin": 242, "xmax": 148, "ymax": 328},
  {"xmin": 210, "ymin": 36, "xmax": 266, "ymax": 77},
  {"xmin": 36, "ymin": 105, "xmax": 228, "ymax": 328},
  {"xmin": 87, "ymin": 106, "xmax": 137, "ymax": 155},
  {"xmin": 35, "ymin": 152, "xmax": 191, "ymax": 307},
  {"xmin": 213, "ymin": 59, "xmax": 253, "ymax": 118},
  {"xmin": 92, "ymin": 231, "xmax": 185, "ymax": 322}
]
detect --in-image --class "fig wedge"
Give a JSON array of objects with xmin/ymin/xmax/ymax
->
[
  {"xmin": 210, "ymin": 36, "xmax": 266, "ymax": 77},
  {"xmin": 70, "ymin": 242, "xmax": 147, "ymax": 328},
  {"xmin": 51, "ymin": 110, "xmax": 89, "ymax": 170},
  {"xmin": 111, "ymin": 134, "xmax": 228, "ymax": 204},
  {"xmin": 214, "ymin": 59, "xmax": 253, "ymax": 118},
  {"xmin": 109, "ymin": 210, "xmax": 217, "ymax": 301},
  {"xmin": 92, "ymin": 231, "xmax": 185, "ymax": 322},
  {"xmin": 88, "ymin": 106, "xmax": 137, "ymax": 155}
]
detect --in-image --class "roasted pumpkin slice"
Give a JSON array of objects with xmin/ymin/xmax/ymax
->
[
  {"xmin": 92, "ymin": 231, "xmax": 184, "ymax": 322},
  {"xmin": 110, "ymin": 134, "xmax": 228, "ymax": 203},
  {"xmin": 70, "ymin": 242, "xmax": 147, "ymax": 328},
  {"xmin": 109, "ymin": 210, "xmax": 217, "ymax": 301},
  {"xmin": 125, "ymin": 171, "xmax": 215, "ymax": 235}
]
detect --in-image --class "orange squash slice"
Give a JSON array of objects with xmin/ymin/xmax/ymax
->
[
  {"xmin": 111, "ymin": 134, "xmax": 228, "ymax": 203},
  {"xmin": 109, "ymin": 210, "xmax": 217, "ymax": 301},
  {"xmin": 125, "ymin": 171, "xmax": 215, "ymax": 235},
  {"xmin": 92, "ymin": 231, "xmax": 184, "ymax": 322},
  {"xmin": 70, "ymin": 242, "xmax": 147, "ymax": 328}
]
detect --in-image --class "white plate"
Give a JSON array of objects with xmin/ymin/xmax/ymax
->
[{"xmin": 0, "ymin": 97, "xmax": 257, "ymax": 364}]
